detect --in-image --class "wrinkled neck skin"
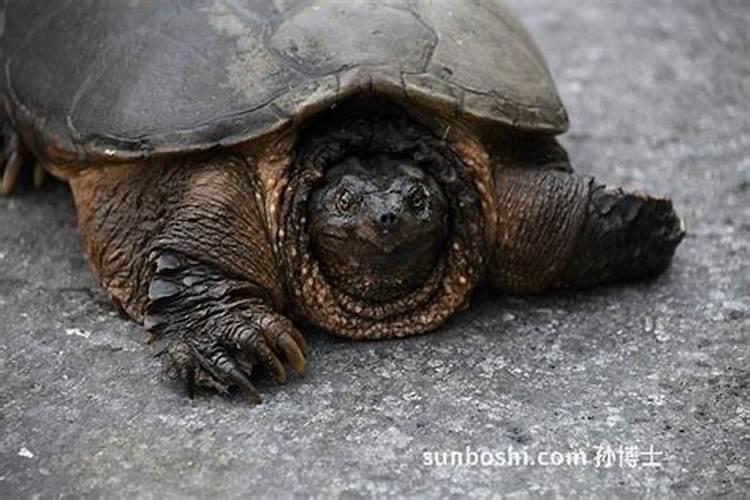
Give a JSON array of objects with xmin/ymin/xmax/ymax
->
[{"xmin": 278, "ymin": 106, "xmax": 489, "ymax": 340}]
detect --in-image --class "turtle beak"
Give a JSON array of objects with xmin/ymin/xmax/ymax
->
[{"xmin": 355, "ymin": 224, "xmax": 399, "ymax": 254}]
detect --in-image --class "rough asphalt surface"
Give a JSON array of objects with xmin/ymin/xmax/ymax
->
[{"xmin": 1, "ymin": 0, "xmax": 748, "ymax": 497}]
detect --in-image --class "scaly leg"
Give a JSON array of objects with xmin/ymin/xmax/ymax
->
[
  {"xmin": 487, "ymin": 166, "xmax": 684, "ymax": 292},
  {"xmin": 68, "ymin": 154, "xmax": 306, "ymax": 401}
]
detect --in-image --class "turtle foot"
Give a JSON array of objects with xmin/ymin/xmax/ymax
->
[
  {"xmin": 560, "ymin": 185, "xmax": 685, "ymax": 288},
  {"xmin": 145, "ymin": 252, "xmax": 306, "ymax": 402}
]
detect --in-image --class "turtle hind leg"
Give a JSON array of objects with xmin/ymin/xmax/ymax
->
[
  {"xmin": 487, "ymin": 167, "xmax": 685, "ymax": 292},
  {"xmin": 558, "ymin": 185, "xmax": 685, "ymax": 288},
  {"xmin": 1, "ymin": 120, "xmax": 42, "ymax": 195}
]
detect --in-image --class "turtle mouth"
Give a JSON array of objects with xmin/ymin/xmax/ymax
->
[
  {"xmin": 316, "ymin": 230, "xmax": 408, "ymax": 256},
  {"xmin": 311, "ymin": 225, "xmax": 447, "ymax": 303},
  {"xmin": 317, "ymin": 224, "xmax": 429, "ymax": 252},
  {"xmin": 278, "ymin": 99, "xmax": 487, "ymax": 339}
]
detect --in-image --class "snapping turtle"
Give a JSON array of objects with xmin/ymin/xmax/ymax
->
[{"xmin": 1, "ymin": 0, "xmax": 684, "ymax": 400}]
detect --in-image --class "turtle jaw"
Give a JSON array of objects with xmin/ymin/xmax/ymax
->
[{"xmin": 309, "ymin": 225, "xmax": 447, "ymax": 303}]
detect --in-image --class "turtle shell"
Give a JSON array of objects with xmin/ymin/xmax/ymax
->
[{"xmin": 2, "ymin": 0, "xmax": 568, "ymax": 162}]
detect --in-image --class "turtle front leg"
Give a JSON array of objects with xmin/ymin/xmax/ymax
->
[
  {"xmin": 145, "ymin": 252, "xmax": 305, "ymax": 401},
  {"xmin": 68, "ymin": 155, "xmax": 306, "ymax": 401},
  {"xmin": 487, "ymin": 166, "xmax": 685, "ymax": 292}
]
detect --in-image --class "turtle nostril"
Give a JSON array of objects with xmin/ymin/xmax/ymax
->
[{"xmin": 379, "ymin": 212, "xmax": 397, "ymax": 227}]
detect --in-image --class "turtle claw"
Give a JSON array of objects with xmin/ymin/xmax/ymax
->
[
  {"xmin": 279, "ymin": 333, "xmax": 306, "ymax": 374},
  {"xmin": 147, "ymin": 253, "xmax": 307, "ymax": 401},
  {"xmin": 254, "ymin": 310, "xmax": 307, "ymax": 375},
  {"xmin": 161, "ymin": 335, "xmax": 265, "ymax": 403},
  {"xmin": 157, "ymin": 310, "xmax": 306, "ymax": 401},
  {"xmin": 1, "ymin": 150, "xmax": 21, "ymax": 196},
  {"xmin": 1, "ymin": 122, "xmax": 35, "ymax": 196},
  {"xmin": 33, "ymin": 162, "xmax": 47, "ymax": 190}
]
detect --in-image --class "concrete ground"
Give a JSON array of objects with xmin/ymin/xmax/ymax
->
[{"xmin": 1, "ymin": 0, "xmax": 748, "ymax": 497}]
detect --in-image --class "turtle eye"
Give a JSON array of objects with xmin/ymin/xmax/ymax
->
[
  {"xmin": 407, "ymin": 185, "xmax": 428, "ymax": 212},
  {"xmin": 336, "ymin": 188, "xmax": 358, "ymax": 212}
]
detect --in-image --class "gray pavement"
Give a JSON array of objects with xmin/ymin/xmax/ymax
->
[{"xmin": 1, "ymin": 0, "xmax": 748, "ymax": 497}]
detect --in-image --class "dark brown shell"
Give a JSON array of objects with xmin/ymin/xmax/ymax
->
[{"xmin": 2, "ymin": 0, "xmax": 567, "ymax": 161}]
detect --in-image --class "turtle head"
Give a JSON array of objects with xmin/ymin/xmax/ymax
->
[{"xmin": 308, "ymin": 154, "xmax": 448, "ymax": 301}]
